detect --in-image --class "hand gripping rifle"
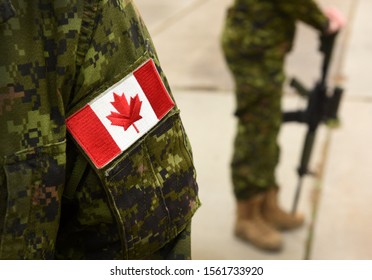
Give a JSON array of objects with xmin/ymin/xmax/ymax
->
[{"xmin": 282, "ymin": 32, "xmax": 344, "ymax": 214}]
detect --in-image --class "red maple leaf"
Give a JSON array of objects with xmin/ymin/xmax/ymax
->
[{"xmin": 106, "ymin": 93, "xmax": 143, "ymax": 133}]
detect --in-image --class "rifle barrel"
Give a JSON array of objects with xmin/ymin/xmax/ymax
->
[{"xmin": 292, "ymin": 176, "xmax": 304, "ymax": 214}]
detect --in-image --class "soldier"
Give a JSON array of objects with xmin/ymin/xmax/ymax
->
[
  {"xmin": 0, "ymin": 0, "xmax": 200, "ymax": 259},
  {"xmin": 221, "ymin": 0, "xmax": 345, "ymax": 251}
]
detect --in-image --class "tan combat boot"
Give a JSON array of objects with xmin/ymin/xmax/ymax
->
[
  {"xmin": 235, "ymin": 194, "xmax": 282, "ymax": 251},
  {"xmin": 262, "ymin": 189, "xmax": 304, "ymax": 231}
]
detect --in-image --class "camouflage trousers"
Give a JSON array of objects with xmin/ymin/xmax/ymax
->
[{"xmin": 222, "ymin": 46, "xmax": 286, "ymax": 200}]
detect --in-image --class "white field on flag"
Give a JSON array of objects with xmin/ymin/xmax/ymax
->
[{"xmin": 89, "ymin": 74, "xmax": 159, "ymax": 151}]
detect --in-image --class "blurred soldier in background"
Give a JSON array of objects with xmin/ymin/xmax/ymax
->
[
  {"xmin": 221, "ymin": 0, "xmax": 345, "ymax": 251},
  {"xmin": 0, "ymin": 0, "xmax": 200, "ymax": 259}
]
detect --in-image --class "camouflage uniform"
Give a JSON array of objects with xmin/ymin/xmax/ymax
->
[
  {"xmin": 221, "ymin": 0, "xmax": 328, "ymax": 200},
  {"xmin": 0, "ymin": 0, "xmax": 200, "ymax": 260}
]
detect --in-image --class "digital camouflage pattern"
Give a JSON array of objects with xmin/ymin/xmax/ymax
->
[
  {"xmin": 221, "ymin": 0, "xmax": 328, "ymax": 199},
  {"xmin": 145, "ymin": 222, "xmax": 192, "ymax": 260},
  {"xmin": 0, "ymin": 0, "xmax": 200, "ymax": 259}
]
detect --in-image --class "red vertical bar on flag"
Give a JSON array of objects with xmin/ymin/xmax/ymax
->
[
  {"xmin": 66, "ymin": 105, "xmax": 121, "ymax": 168},
  {"xmin": 134, "ymin": 60, "xmax": 175, "ymax": 120}
]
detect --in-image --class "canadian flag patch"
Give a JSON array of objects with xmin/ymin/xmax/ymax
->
[{"xmin": 66, "ymin": 59, "xmax": 175, "ymax": 168}]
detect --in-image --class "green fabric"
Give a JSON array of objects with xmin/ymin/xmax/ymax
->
[
  {"xmin": 0, "ymin": 0, "xmax": 200, "ymax": 259},
  {"xmin": 223, "ymin": 0, "xmax": 328, "ymax": 54},
  {"xmin": 221, "ymin": 0, "xmax": 328, "ymax": 199}
]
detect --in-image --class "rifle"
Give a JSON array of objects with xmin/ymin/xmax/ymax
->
[{"xmin": 282, "ymin": 32, "xmax": 344, "ymax": 214}]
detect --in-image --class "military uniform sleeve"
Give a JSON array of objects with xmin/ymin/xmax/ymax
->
[
  {"xmin": 68, "ymin": 0, "xmax": 167, "ymax": 109},
  {"xmin": 275, "ymin": 0, "xmax": 329, "ymax": 33},
  {"xmin": 64, "ymin": 0, "xmax": 200, "ymax": 259},
  {"xmin": 0, "ymin": 0, "xmax": 85, "ymax": 259}
]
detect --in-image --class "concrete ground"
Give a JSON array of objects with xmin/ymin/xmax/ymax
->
[{"xmin": 136, "ymin": 0, "xmax": 372, "ymax": 260}]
